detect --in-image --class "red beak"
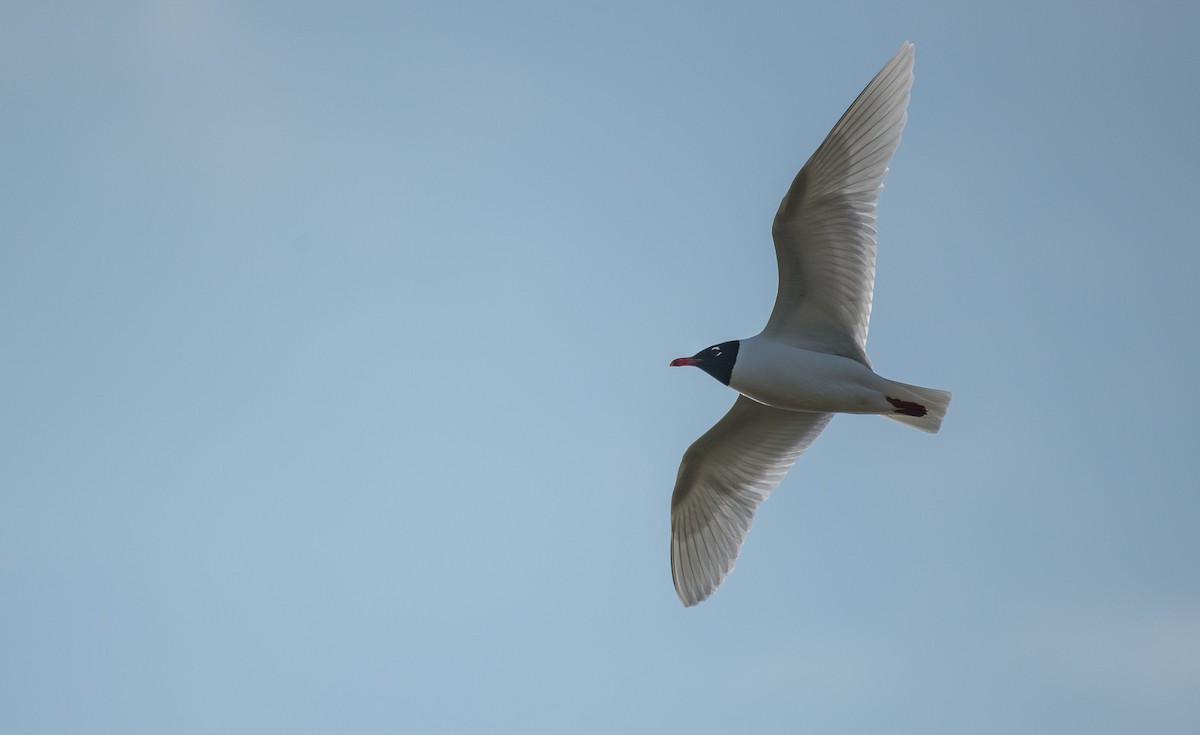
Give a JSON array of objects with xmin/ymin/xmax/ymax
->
[{"xmin": 670, "ymin": 357, "xmax": 701, "ymax": 367}]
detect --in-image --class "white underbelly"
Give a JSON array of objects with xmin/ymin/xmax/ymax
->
[{"xmin": 729, "ymin": 339, "xmax": 893, "ymax": 414}]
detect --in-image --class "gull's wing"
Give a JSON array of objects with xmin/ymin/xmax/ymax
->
[
  {"xmin": 670, "ymin": 396, "xmax": 833, "ymax": 606},
  {"xmin": 764, "ymin": 42, "xmax": 915, "ymax": 365}
]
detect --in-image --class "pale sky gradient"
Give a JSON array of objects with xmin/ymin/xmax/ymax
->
[{"xmin": 3, "ymin": 1, "xmax": 1199, "ymax": 733}]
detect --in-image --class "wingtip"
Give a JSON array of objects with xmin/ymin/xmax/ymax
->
[
  {"xmin": 675, "ymin": 585, "xmax": 713, "ymax": 608},
  {"xmin": 891, "ymin": 41, "xmax": 915, "ymax": 70}
]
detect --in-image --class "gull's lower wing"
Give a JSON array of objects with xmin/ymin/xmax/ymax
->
[{"xmin": 670, "ymin": 396, "xmax": 833, "ymax": 606}]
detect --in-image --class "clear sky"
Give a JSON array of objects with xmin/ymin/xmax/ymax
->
[{"xmin": 3, "ymin": 1, "xmax": 1199, "ymax": 733}]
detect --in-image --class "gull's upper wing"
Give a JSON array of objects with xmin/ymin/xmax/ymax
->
[
  {"xmin": 670, "ymin": 396, "xmax": 833, "ymax": 606},
  {"xmin": 764, "ymin": 42, "xmax": 915, "ymax": 365}
]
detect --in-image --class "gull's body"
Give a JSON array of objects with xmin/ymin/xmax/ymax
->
[
  {"xmin": 733, "ymin": 338, "xmax": 917, "ymax": 415},
  {"xmin": 668, "ymin": 43, "xmax": 951, "ymax": 607}
]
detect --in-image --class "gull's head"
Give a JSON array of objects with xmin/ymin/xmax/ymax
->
[{"xmin": 669, "ymin": 340, "xmax": 740, "ymax": 386}]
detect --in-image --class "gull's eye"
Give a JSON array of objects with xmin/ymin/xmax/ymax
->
[{"xmin": 711, "ymin": 347, "xmax": 722, "ymax": 356}]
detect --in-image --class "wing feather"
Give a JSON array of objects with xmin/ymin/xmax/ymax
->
[
  {"xmin": 764, "ymin": 42, "xmax": 915, "ymax": 364},
  {"xmin": 670, "ymin": 397, "xmax": 833, "ymax": 606}
]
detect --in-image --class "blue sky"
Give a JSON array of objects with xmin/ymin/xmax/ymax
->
[{"xmin": 3, "ymin": 1, "xmax": 1199, "ymax": 733}]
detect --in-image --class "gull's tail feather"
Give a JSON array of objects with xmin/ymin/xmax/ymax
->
[{"xmin": 883, "ymin": 381, "xmax": 952, "ymax": 433}]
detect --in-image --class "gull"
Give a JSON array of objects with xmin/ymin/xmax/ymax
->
[{"xmin": 668, "ymin": 42, "xmax": 950, "ymax": 607}]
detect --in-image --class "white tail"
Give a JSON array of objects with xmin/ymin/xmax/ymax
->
[{"xmin": 882, "ymin": 381, "xmax": 952, "ymax": 434}]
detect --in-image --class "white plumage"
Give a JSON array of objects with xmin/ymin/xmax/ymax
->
[{"xmin": 669, "ymin": 43, "xmax": 951, "ymax": 607}]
